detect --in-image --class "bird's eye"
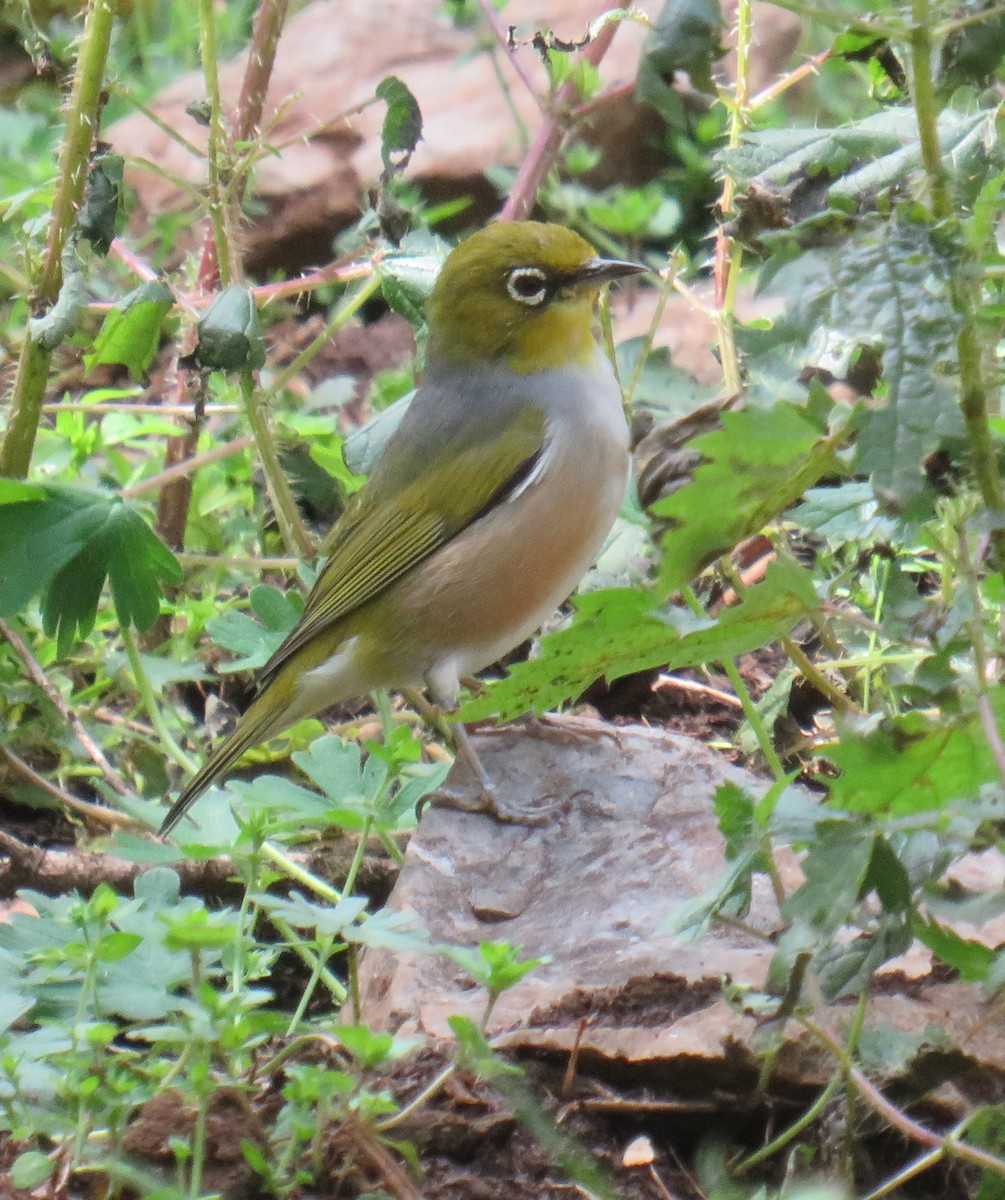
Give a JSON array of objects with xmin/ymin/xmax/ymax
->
[{"xmin": 506, "ymin": 267, "xmax": 549, "ymax": 306}]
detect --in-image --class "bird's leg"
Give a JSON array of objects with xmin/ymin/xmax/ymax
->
[
  {"xmin": 450, "ymin": 720, "xmax": 496, "ymax": 792},
  {"xmin": 409, "ymin": 684, "xmax": 554, "ymax": 825}
]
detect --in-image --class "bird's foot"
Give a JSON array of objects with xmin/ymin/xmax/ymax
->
[
  {"xmin": 510, "ymin": 711, "xmax": 626, "ymax": 751},
  {"xmin": 430, "ymin": 778, "xmax": 560, "ymax": 826}
]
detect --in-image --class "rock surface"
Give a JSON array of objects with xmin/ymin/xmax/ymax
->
[
  {"xmin": 108, "ymin": 0, "xmax": 802, "ymax": 271},
  {"xmin": 358, "ymin": 718, "xmax": 1005, "ymax": 1101}
]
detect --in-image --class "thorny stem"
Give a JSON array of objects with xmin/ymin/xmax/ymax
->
[
  {"xmin": 499, "ymin": 4, "xmax": 630, "ymax": 221},
  {"xmin": 234, "ymin": 0, "xmax": 290, "ymax": 145},
  {"xmin": 780, "ymin": 633, "xmax": 862, "ymax": 715},
  {"xmin": 713, "ymin": 0, "xmax": 752, "ymax": 395},
  {"xmin": 475, "ymin": 0, "xmax": 545, "ymax": 117},
  {"xmin": 857, "ymin": 1116, "xmax": 977, "ymax": 1200},
  {"xmin": 1, "ymin": 0, "xmax": 115, "ymax": 478},
  {"xmin": 197, "ymin": 0, "xmax": 233, "ymax": 288},
  {"xmin": 122, "ymin": 434, "xmax": 255, "ymax": 498},
  {"xmin": 801, "ymin": 1012, "xmax": 1005, "ymax": 1181},
  {"xmin": 733, "ymin": 1070, "xmax": 843, "ymax": 1173},
  {"xmin": 240, "ymin": 369, "xmax": 315, "ymax": 558},
  {"xmin": 910, "ymin": 0, "xmax": 1005, "ymax": 571},
  {"xmin": 0, "ymin": 618, "xmax": 134, "ymax": 797}
]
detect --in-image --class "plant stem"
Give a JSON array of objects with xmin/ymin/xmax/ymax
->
[
  {"xmin": 261, "ymin": 841, "xmax": 343, "ymax": 903},
  {"xmin": 239, "ymin": 369, "xmax": 315, "ymax": 558},
  {"xmin": 122, "ymin": 627, "xmax": 198, "ymax": 773},
  {"xmin": 197, "ymin": 0, "xmax": 233, "ymax": 288},
  {"xmin": 801, "ymin": 1013, "xmax": 1005, "ymax": 1180},
  {"xmin": 1, "ymin": 0, "xmax": 115, "ymax": 478},
  {"xmin": 682, "ymin": 584, "xmax": 786, "ymax": 780},
  {"xmin": 713, "ymin": 0, "xmax": 752, "ymax": 395},
  {"xmin": 270, "ymin": 914, "xmax": 347, "ymax": 1003},
  {"xmin": 256, "ymin": 272, "xmax": 381, "ymax": 407},
  {"xmin": 734, "ymin": 1070, "xmax": 843, "ymax": 1172},
  {"xmin": 910, "ymin": 0, "xmax": 1005, "ymax": 569},
  {"xmin": 499, "ymin": 3, "xmax": 625, "ymax": 221}
]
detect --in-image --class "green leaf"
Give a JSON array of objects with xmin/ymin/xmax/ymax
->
[
  {"xmin": 0, "ymin": 479, "xmax": 46, "ymax": 503},
  {"xmin": 638, "ymin": 0, "xmax": 726, "ymax": 95},
  {"xmin": 864, "ymin": 836, "xmax": 912, "ymax": 914},
  {"xmin": 376, "ymin": 76, "xmax": 423, "ymax": 175},
  {"xmin": 377, "ymin": 232, "xmax": 450, "ymax": 327},
  {"xmin": 460, "ymin": 554, "xmax": 817, "ymax": 722},
  {"xmin": 784, "ymin": 825, "xmax": 875, "ymax": 936},
  {"xmin": 793, "ymin": 212, "xmax": 964, "ymax": 503},
  {"xmin": 194, "ymin": 285, "xmax": 266, "ymax": 371},
  {"xmin": 824, "ymin": 699, "xmax": 1005, "ymax": 815},
  {"xmin": 911, "ymin": 913, "xmax": 996, "ymax": 981},
  {"xmin": 42, "ymin": 495, "xmax": 182, "ymax": 655},
  {"xmin": 207, "ymin": 584, "xmax": 302, "ymax": 672},
  {"xmin": 343, "ymin": 392, "xmax": 412, "ymax": 475},
  {"xmin": 814, "ymin": 920, "xmax": 912, "ymax": 1000},
  {"xmin": 11, "ymin": 1151, "xmax": 53, "ymax": 1189},
  {"xmin": 723, "ymin": 107, "xmax": 995, "ymax": 214},
  {"xmin": 793, "ymin": 481, "xmax": 898, "ymax": 543},
  {"xmin": 85, "ymin": 281, "xmax": 174, "ymax": 381},
  {"xmin": 0, "ymin": 485, "xmax": 180, "ymax": 651},
  {"xmin": 653, "ymin": 401, "xmax": 840, "ymax": 595}
]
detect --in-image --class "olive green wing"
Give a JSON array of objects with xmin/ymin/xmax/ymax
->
[{"xmin": 257, "ymin": 402, "xmax": 546, "ymax": 688}]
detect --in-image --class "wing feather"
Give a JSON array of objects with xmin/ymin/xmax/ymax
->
[{"xmin": 257, "ymin": 401, "xmax": 546, "ymax": 688}]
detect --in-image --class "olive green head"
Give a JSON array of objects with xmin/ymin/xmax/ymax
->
[{"xmin": 426, "ymin": 221, "xmax": 645, "ymax": 374}]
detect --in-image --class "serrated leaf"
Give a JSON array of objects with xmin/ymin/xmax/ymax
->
[
  {"xmin": 376, "ymin": 76, "xmax": 422, "ymax": 175},
  {"xmin": 249, "ymin": 583, "xmax": 303, "ymax": 631},
  {"xmin": 911, "ymin": 913, "xmax": 996, "ymax": 981},
  {"xmin": 85, "ymin": 281, "xmax": 173, "ymax": 381},
  {"xmin": 207, "ymin": 610, "xmax": 292, "ymax": 673},
  {"xmin": 814, "ymin": 920, "xmax": 912, "ymax": 1000},
  {"xmin": 376, "ymin": 232, "xmax": 450, "ymax": 327},
  {"xmin": 40, "ymin": 497, "xmax": 182, "ymax": 655},
  {"xmin": 825, "ymin": 697, "xmax": 1005, "ymax": 814},
  {"xmin": 0, "ymin": 485, "xmax": 180, "ymax": 646},
  {"xmin": 460, "ymin": 554, "xmax": 817, "ymax": 723},
  {"xmin": 653, "ymin": 401, "xmax": 840, "ymax": 595},
  {"xmin": 638, "ymin": 0, "xmax": 725, "ymax": 94},
  {"xmin": 784, "ymin": 824, "xmax": 875, "ymax": 935},
  {"xmin": 793, "ymin": 480, "xmax": 898, "ymax": 543},
  {"xmin": 724, "ymin": 107, "xmax": 995, "ymax": 208}
]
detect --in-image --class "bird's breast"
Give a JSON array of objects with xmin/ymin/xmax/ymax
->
[{"xmin": 382, "ymin": 358, "xmax": 630, "ymax": 687}]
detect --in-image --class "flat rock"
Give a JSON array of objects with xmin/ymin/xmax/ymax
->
[{"xmin": 358, "ymin": 718, "xmax": 1005, "ymax": 1101}]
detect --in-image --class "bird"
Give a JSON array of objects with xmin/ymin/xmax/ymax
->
[{"xmin": 159, "ymin": 221, "xmax": 645, "ymax": 835}]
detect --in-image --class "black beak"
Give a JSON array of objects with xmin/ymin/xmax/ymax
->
[{"xmin": 572, "ymin": 256, "xmax": 648, "ymax": 286}]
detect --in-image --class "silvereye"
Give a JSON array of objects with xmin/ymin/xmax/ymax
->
[{"xmin": 160, "ymin": 221, "xmax": 645, "ymax": 834}]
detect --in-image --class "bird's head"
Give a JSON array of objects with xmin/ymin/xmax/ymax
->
[{"xmin": 425, "ymin": 221, "xmax": 645, "ymax": 375}]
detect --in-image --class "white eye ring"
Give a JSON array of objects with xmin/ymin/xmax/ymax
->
[{"xmin": 507, "ymin": 266, "xmax": 549, "ymax": 306}]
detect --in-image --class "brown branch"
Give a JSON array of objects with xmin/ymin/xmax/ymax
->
[
  {"xmin": 0, "ymin": 746, "xmax": 132, "ymax": 829},
  {"xmin": 499, "ymin": 4, "xmax": 624, "ymax": 221},
  {"xmin": 0, "ymin": 827, "xmax": 398, "ymax": 902},
  {"xmin": 0, "ymin": 619, "xmax": 134, "ymax": 798}
]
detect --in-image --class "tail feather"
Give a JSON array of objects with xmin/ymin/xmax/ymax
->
[{"xmin": 158, "ymin": 697, "xmax": 287, "ymax": 836}]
